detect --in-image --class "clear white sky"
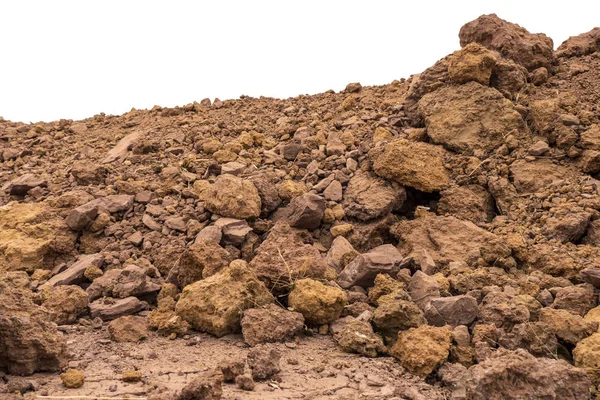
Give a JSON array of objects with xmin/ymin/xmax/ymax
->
[{"xmin": 0, "ymin": 1, "xmax": 597, "ymax": 123}]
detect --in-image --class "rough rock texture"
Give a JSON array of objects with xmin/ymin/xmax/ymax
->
[
  {"xmin": 459, "ymin": 13, "xmax": 554, "ymax": 71},
  {"xmin": 573, "ymin": 332, "xmax": 600, "ymax": 385},
  {"xmin": 40, "ymin": 285, "xmax": 89, "ymax": 325},
  {"xmin": 463, "ymin": 349, "xmax": 592, "ymax": 400},
  {"xmin": 61, "ymin": 369, "xmax": 85, "ymax": 388},
  {"xmin": 372, "ymin": 139, "xmax": 451, "ymax": 192},
  {"xmin": 87, "ymin": 264, "xmax": 161, "ymax": 301},
  {"xmin": 438, "ymin": 185, "xmax": 495, "ymax": 224},
  {"xmin": 241, "ymin": 304, "xmax": 305, "ymax": 346},
  {"xmin": 448, "ymin": 42, "xmax": 497, "ymax": 85},
  {"xmin": 418, "ymin": 82, "xmax": 529, "ymax": 156},
  {"xmin": 390, "ymin": 325, "xmax": 452, "ymax": 377},
  {"xmin": 175, "ymin": 261, "xmax": 274, "ymax": 337},
  {"xmin": 342, "ymin": 172, "xmax": 405, "ymax": 221},
  {"xmin": 338, "ymin": 244, "xmax": 404, "ymax": 289},
  {"xmin": 204, "ymin": 174, "xmax": 261, "ymax": 219},
  {"xmin": 108, "ymin": 316, "xmax": 148, "ymax": 342},
  {"xmin": 178, "ymin": 369, "xmax": 223, "ymax": 400},
  {"xmin": 557, "ymin": 27, "xmax": 600, "ymax": 58},
  {"xmin": 286, "ymin": 193, "xmax": 326, "ymax": 230},
  {"xmin": 0, "ymin": 282, "xmax": 67, "ymax": 375},
  {"xmin": 330, "ymin": 316, "xmax": 386, "ymax": 357},
  {"xmin": 247, "ymin": 345, "xmax": 281, "ymax": 380},
  {"xmin": 168, "ymin": 240, "xmax": 233, "ymax": 288},
  {"xmin": 288, "ymin": 278, "xmax": 347, "ymax": 325}
]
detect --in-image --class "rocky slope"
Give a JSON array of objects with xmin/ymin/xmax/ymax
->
[{"xmin": 2, "ymin": 13, "xmax": 600, "ymax": 400}]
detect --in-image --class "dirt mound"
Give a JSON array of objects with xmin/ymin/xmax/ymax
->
[{"xmin": 3, "ymin": 12, "xmax": 600, "ymax": 400}]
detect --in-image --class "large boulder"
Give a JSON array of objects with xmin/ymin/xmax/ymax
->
[
  {"xmin": 167, "ymin": 240, "xmax": 233, "ymax": 288},
  {"xmin": 417, "ymin": 82, "xmax": 529, "ymax": 156},
  {"xmin": 0, "ymin": 202, "xmax": 76, "ymax": 272},
  {"xmin": 463, "ymin": 348, "xmax": 591, "ymax": 400},
  {"xmin": 249, "ymin": 222, "xmax": 331, "ymax": 292},
  {"xmin": 342, "ymin": 171, "xmax": 405, "ymax": 221},
  {"xmin": 459, "ymin": 14, "xmax": 554, "ymax": 71},
  {"xmin": 390, "ymin": 325, "xmax": 452, "ymax": 377},
  {"xmin": 0, "ymin": 282, "xmax": 67, "ymax": 375},
  {"xmin": 288, "ymin": 278, "xmax": 347, "ymax": 325},
  {"xmin": 372, "ymin": 139, "xmax": 451, "ymax": 192},
  {"xmin": 391, "ymin": 214, "xmax": 514, "ymax": 269},
  {"xmin": 175, "ymin": 261, "xmax": 274, "ymax": 337},
  {"xmin": 204, "ymin": 174, "xmax": 261, "ymax": 219}
]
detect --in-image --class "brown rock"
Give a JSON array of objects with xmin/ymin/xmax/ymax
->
[
  {"xmin": 89, "ymin": 296, "xmax": 148, "ymax": 321},
  {"xmin": 102, "ymin": 131, "xmax": 142, "ymax": 163},
  {"xmin": 108, "ymin": 316, "xmax": 148, "ymax": 342},
  {"xmin": 247, "ymin": 345, "xmax": 281, "ymax": 380},
  {"xmin": 175, "ymin": 261, "xmax": 274, "ymax": 337},
  {"xmin": 219, "ymin": 359, "xmax": 244, "ymax": 382},
  {"xmin": 498, "ymin": 322, "xmax": 558, "ymax": 358},
  {"xmin": 573, "ymin": 332, "xmax": 600, "ymax": 385},
  {"xmin": 408, "ymin": 270, "xmax": 441, "ymax": 310},
  {"xmin": 148, "ymin": 297, "xmax": 190, "ymax": 337},
  {"xmin": 424, "ymin": 295, "xmax": 479, "ymax": 328},
  {"xmin": 459, "ymin": 14, "xmax": 554, "ymax": 71},
  {"xmin": 241, "ymin": 304, "xmax": 304, "ymax": 346},
  {"xmin": 448, "ymin": 42, "xmax": 497, "ymax": 85},
  {"xmin": 342, "ymin": 172, "xmax": 405, "ymax": 221},
  {"xmin": 368, "ymin": 274, "xmax": 406, "ymax": 306},
  {"xmin": 478, "ymin": 292, "xmax": 530, "ymax": 330},
  {"xmin": 235, "ymin": 374, "xmax": 255, "ymax": 391},
  {"xmin": 438, "ymin": 185, "xmax": 495, "ymax": 224},
  {"xmin": 61, "ymin": 369, "xmax": 85, "ymax": 388},
  {"xmin": 330, "ymin": 316, "xmax": 386, "ymax": 357},
  {"xmin": 87, "ymin": 264, "xmax": 161, "ymax": 301},
  {"xmin": 338, "ymin": 244, "xmax": 404, "ymax": 289},
  {"xmin": 40, "ymin": 285, "xmax": 89, "ymax": 325},
  {"xmin": 539, "ymin": 308, "xmax": 597, "ymax": 345},
  {"xmin": 418, "ymin": 82, "xmax": 528, "ymax": 156},
  {"xmin": 288, "ymin": 278, "xmax": 346, "ymax": 325},
  {"xmin": 463, "ymin": 348, "xmax": 591, "ymax": 400},
  {"xmin": 168, "ymin": 240, "xmax": 233, "ymax": 288},
  {"xmin": 178, "ymin": 369, "xmax": 223, "ymax": 400},
  {"xmin": 204, "ymin": 174, "xmax": 261, "ymax": 219},
  {"xmin": 122, "ymin": 370, "xmax": 143, "ymax": 382},
  {"xmin": 390, "ymin": 325, "xmax": 452, "ymax": 377},
  {"xmin": 373, "ymin": 293, "xmax": 426, "ymax": 340},
  {"xmin": 70, "ymin": 161, "xmax": 107, "ymax": 185},
  {"xmin": 557, "ymin": 27, "xmax": 600, "ymax": 58},
  {"xmin": 326, "ymin": 236, "xmax": 359, "ymax": 273},
  {"xmin": 42, "ymin": 253, "xmax": 104, "ymax": 288},
  {"xmin": 0, "ymin": 282, "xmax": 67, "ymax": 375},
  {"xmin": 6, "ymin": 174, "xmax": 47, "ymax": 196},
  {"xmin": 372, "ymin": 139, "xmax": 450, "ymax": 192},
  {"xmin": 286, "ymin": 193, "xmax": 326, "ymax": 230},
  {"xmin": 551, "ymin": 284, "xmax": 597, "ymax": 317}
]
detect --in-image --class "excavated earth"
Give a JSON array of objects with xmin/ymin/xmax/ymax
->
[{"xmin": 3, "ymin": 13, "xmax": 600, "ymax": 400}]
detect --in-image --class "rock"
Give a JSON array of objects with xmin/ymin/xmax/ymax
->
[
  {"xmin": 178, "ymin": 369, "xmax": 223, "ymax": 400},
  {"xmin": 165, "ymin": 216, "xmax": 187, "ymax": 232},
  {"xmin": 543, "ymin": 211, "xmax": 592, "ymax": 244},
  {"xmin": 478, "ymin": 291, "xmax": 529, "ymax": 330},
  {"xmin": 235, "ymin": 374, "xmax": 255, "ymax": 391},
  {"xmin": 338, "ymin": 244, "xmax": 404, "ymax": 289},
  {"xmin": 330, "ymin": 316, "xmax": 385, "ymax": 357},
  {"xmin": 148, "ymin": 297, "xmax": 190, "ymax": 337},
  {"xmin": 527, "ymin": 140, "xmax": 550, "ymax": 156},
  {"xmin": 241, "ymin": 304, "xmax": 304, "ymax": 346},
  {"xmin": 424, "ymin": 295, "xmax": 479, "ymax": 327},
  {"xmin": 108, "ymin": 316, "xmax": 148, "ymax": 342},
  {"xmin": 326, "ymin": 132, "xmax": 346, "ymax": 156},
  {"xmin": 249, "ymin": 222, "xmax": 330, "ymax": 292},
  {"xmin": 342, "ymin": 171, "xmax": 405, "ymax": 221},
  {"xmin": 61, "ymin": 369, "xmax": 85, "ymax": 388},
  {"xmin": 41, "ymin": 253, "xmax": 104, "ymax": 288},
  {"xmin": 463, "ymin": 348, "xmax": 591, "ymax": 400},
  {"xmin": 288, "ymin": 278, "xmax": 346, "ymax": 325},
  {"xmin": 122, "ymin": 370, "xmax": 143, "ymax": 382},
  {"xmin": 70, "ymin": 161, "xmax": 107, "ymax": 185},
  {"xmin": 392, "ymin": 215, "xmax": 514, "ymax": 269},
  {"xmin": 142, "ymin": 214, "xmax": 162, "ymax": 231},
  {"xmin": 438, "ymin": 185, "xmax": 495, "ymax": 224},
  {"xmin": 214, "ymin": 218, "xmax": 252, "ymax": 246},
  {"xmin": 573, "ymin": 332, "xmax": 600, "ymax": 385},
  {"xmin": 551, "ymin": 284, "xmax": 597, "ymax": 317},
  {"xmin": 509, "ymin": 159, "xmax": 578, "ymax": 194},
  {"xmin": 66, "ymin": 195, "xmax": 134, "ymax": 231},
  {"xmin": 248, "ymin": 172, "xmax": 282, "ymax": 216},
  {"xmin": 196, "ymin": 225, "xmax": 223, "ymax": 243},
  {"xmin": 219, "ymin": 359, "xmax": 244, "ymax": 382},
  {"xmin": 326, "ymin": 236, "xmax": 359, "ymax": 273},
  {"xmin": 87, "ymin": 264, "xmax": 161, "ymax": 301},
  {"xmin": 204, "ymin": 174, "xmax": 261, "ymax": 219},
  {"xmin": 372, "ymin": 293, "xmax": 426, "ymax": 340},
  {"xmin": 498, "ymin": 322, "xmax": 558, "ymax": 357},
  {"xmin": 6, "ymin": 174, "xmax": 47, "ymax": 196},
  {"xmin": 0, "ymin": 282, "xmax": 67, "ymax": 375},
  {"xmin": 408, "ymin": 270, "xmax": 441, "ymax": 309},
  {"xmin": 346, "ymin": 82, "xmax": 362, "ymax": 92},
  {"xmin": 418, "ymin": 82, "xmax": 528, "ymax": 156},
  {"xmin": 448, "ymin": 42, "xmax": 497, "ymax": 85},
  {"xmin": 459, "ymin": 14, "xmax": 554, "ymax": 71},
  {"xmin": 347, "ymin": 214, "xmax": 399, "ymax": 253},
  {"xmin": 128, "ymin": 231, "xmax": 143, "ymax": 246},
  {"xmin": 390, "ymin": 325, "xmax": 452, "ymax": 377},
  {"xmin": 368, "ymin": 274, "xmax": 406, "ymax": 305},
  {"xmin": 102, "ymin": 130, "xmax": 142, "ymax": 163},
  {"xmin": 557, "ymin": 27, "xmax": 600, "ymax": 58},
  {"xmin": 175, "ymin": 261, "xmax": 274, "ymax": 337},
  {"xmin": 247, "ymin": 345, "xmax": 281, "ymax": 380},
  {"xmin": 89, "ymin": 296, "xmax": 148, "ymax": 321},
  {"xmin": 0, "ymin": 202, "xmax": 76, "ymax": 272},
  {"xmin": 539, "ymin": 308, "xmax": 597, "ymax": 345},
  {"xmin": 40, "ymin": 285, "xmax": 89, "ymax": 325},
  {"xmin": 372, "ymin": 139, "xmax": 450, "ymax": 192},
  {"xmin": 581, "ymin": 268, "xmax": 600, "ymax": 288},
  {"xmin": 491, "ymin": 58, "xmax": 528, "ymax": 97},
  {"xmin": 168, "ymin": 240, "xmax": 233, "ymax": 288},
  {"xmin": 286, "ymin": 193, "xmax": 326, "ymax": 230}
]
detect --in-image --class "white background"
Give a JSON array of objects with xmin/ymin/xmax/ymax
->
[{"xmin": 1, "ymin": 0, "xmax": 597, "ymax": 123}]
